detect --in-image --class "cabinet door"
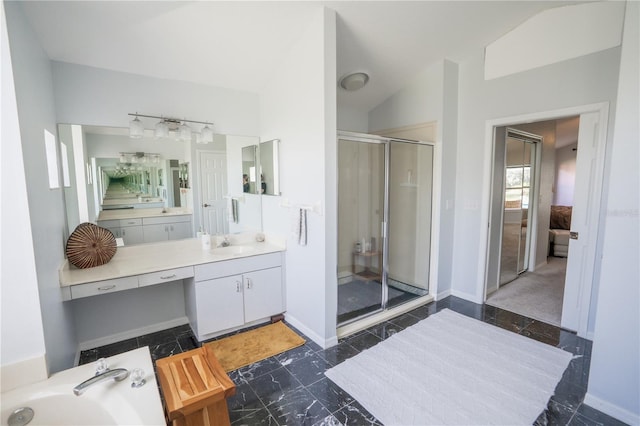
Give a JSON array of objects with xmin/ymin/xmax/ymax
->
[
  {"xmin": 168, "ymin": 221, "xmax": 192, "ymax": 240},
  {"xmin": 196, "ymin": 276, "xmax": 244, "ymax": 335},
  {"xmin": 243, "ymin": 267, "xmax": 283, "ymax": 323},
  {"xmin": 120, "ymin": 226, "xmax": 144, "ymax": 245},
  {"xmin": 102, "ymin": 226, "xmax": 121, "ymax": 238},
  {"xmin": 143, "ymin": 224, "xmax": 169, "ymax": 243}
]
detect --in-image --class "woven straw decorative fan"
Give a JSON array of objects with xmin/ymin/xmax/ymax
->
[{"xmin": 66, "ymin": 223, "xmax": 117, "ymax": 269}]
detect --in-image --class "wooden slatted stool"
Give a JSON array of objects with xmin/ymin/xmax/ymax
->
[{"xmin": 156, "ymin": 346, "xmax": 236, "ymax": 426}]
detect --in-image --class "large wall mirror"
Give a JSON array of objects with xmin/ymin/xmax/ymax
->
[{"xmin": 58, "ymin": 124, "xmax": 263, "ymax": 246}]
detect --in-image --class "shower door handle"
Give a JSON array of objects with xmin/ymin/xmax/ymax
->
[{"xmin": 381, "ymin": 221, "xmax": 387, "ymax": 239}]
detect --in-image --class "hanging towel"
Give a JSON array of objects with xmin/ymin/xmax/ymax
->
[
  {"xmin": 232, "ymin": 199, "xmax": 239, "ymax": 223},
  {"xmin": 226, "ymin": 197, "xmax": 234, "ymax": 223},
  {"xmin": 298, "ymin": 208, "xmax": 307, "ymax": 246}
]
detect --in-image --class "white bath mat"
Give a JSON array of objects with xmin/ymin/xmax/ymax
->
[{"xmin": 325, "ymin": 309, "xmax": 572, "ymax": 425}]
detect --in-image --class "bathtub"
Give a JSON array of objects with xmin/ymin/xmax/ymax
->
[{"xmin": 1, "ymin": 347, "xmax": 165, "ymax": 425}]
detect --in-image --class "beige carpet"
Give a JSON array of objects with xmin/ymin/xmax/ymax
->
[
  {"xmin": 206, "ymin": 321, "xmax": 305, "ymax": 372},
  {"xmin": 487, "ymin": 257, "xmax": 567, "ymax": 326}
]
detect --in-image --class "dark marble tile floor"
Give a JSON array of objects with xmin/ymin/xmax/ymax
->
[{"xmin": 79, "ymin": 297, "xmax": 627, "ymax": 425}]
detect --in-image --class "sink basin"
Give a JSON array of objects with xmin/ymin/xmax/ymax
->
[{"xmin": 212, "ymin": 245, "xmax": 256, "ymax": 256}]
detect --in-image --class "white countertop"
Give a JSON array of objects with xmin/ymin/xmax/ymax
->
[
  {"xmin": 97, "ymin": 207, "xmax": 193, "ymax": 221},
  {"xmin": 59, "ymin": 236, "xmax": 285, "ymax": 287}
]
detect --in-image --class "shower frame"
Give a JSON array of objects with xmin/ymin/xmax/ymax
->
[{"xmin": 336, "ymin": 131, "xmax": 439, "ymax": 334}]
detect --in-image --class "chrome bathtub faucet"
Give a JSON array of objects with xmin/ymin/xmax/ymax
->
[{"xmin": 73, "ymin": 368, "xmax": 129, "ymax": 396}]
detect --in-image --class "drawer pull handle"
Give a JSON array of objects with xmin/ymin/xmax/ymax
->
[
  {"xmin": 160, "ymin": 274, "xmax": 177, "ymax": 280},
  {"xmin": 246, "ymin": 278, "xmax": 252, "ymax": 289},
  {"xmin": 236, "ymin": 281, "xmax": 242, "ymax": 292},
  {"xmin": 97, "ymin": 285, "xmax": 116, "ymax": 291}
]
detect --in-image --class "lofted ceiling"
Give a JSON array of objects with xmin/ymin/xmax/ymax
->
[{"xmin": 20, "ymin": 1, "xmax": 575, "ymax": 113}]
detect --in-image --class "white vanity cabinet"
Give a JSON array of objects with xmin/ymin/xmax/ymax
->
[
  {"xmin": 185, "ymin": 252, "xmax": 284, "ymax": 341},
  {"xmin": 97, "ymin": 218, "xmax": 145, "ymax": 245},
  {"xmin": 142, "ymin": 215, "xmax": 193, "ymax": 243}
]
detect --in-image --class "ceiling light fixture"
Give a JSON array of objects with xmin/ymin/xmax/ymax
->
[
  {"xmin": 127, "ymin": 113, "xmax": 214, "ymax": 143},
  {"xmin": 339, "ymin": 72, "xmax": 369, "ymax": 91}
]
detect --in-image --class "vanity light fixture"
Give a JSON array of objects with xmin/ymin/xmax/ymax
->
[
  {"xmin": 119, "ymin": 152, "xmax": 161, "ymax": 164},
  {"xmin": 127, "ymin": 113, "xmax": 214, "ymax": 143},
  {"xmin": 177, "ymin": 121, "xmax": 192, "ymax": 142},
  {"xmin": 339, "ymin": 72, "xmax": 370, "ymax": 91},
  {"xmin": 154, "ymin": 119, "xmax": 170, "ymax": 139},
  {"xmin": 199, "ymin": 124, "xmax": 214, "ymax": 144},
  {"xmin": 129, "ymin": 114, "xmax": 145, "ymax": 139}
]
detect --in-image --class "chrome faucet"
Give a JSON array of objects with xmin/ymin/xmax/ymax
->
[
  {"xmin": 220, "ymin": 235, "xmax": 231, "ymax": 247},
  {"xmin": 73, "ymin": 368, "xmax": 129, "ymax": 396}
]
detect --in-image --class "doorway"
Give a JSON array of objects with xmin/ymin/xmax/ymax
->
[
  {"xmin": 482, "ymin": 104, "xmax": 609, "ymax": 338},
  {"xmin": 198, "ymin": 151, "xmax": 228, "ymax": 235},
  {"xmin": 337, "ymin": 132, "xmax": 434, "ymax": 326}
]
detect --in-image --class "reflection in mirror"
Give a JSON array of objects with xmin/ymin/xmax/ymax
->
[
  {"xmin": 259, "ymin": 139, "xmax": 280, "ymax": 196},
  {"xmin": 241, "ymin": 145, "xmax": 258, "ymax": 194},
  {"xmin": 59, "ymin": 124, "xmax": 262, "ymax": 246}
]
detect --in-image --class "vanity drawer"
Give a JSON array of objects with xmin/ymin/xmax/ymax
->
[
  {"xmin": 97, "ymin": 220, "xmax": 120, "ymax": 228},
  {"xmin": 70, "ymin": 276, "xmax": 138, "ymax": 299},
  {"xmin": 194, "ymin": 252, "xmax": 282, "ymax": 281},
  {"xmin": 143, "ymin": 215, "xmax": 191, "ymax": 225},
  {"xmin": 119, "ymin": 218, "xmax": 142, "ymax": 227},
  {"xmin": 138, "ymin": 266, "xmax": 194, "ymax": 288}
]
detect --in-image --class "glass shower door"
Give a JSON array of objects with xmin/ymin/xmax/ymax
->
[
  {"xmin": 337, "ymin": 138, "xmax": 385, "ymax": 324},
  {"xmin": 386, "ymin": 141, "xmax": 433, "ymax": 308}
]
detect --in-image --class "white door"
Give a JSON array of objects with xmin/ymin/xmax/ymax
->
[
  {"xmin": 199, "ymin": 152, "xmax": 227, "ymax": 235},
  {"xmin": 561, "ymin": 111, "xmax": 605, "ymax": 335}
]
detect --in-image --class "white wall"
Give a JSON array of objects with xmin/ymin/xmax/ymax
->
[
  {"xmin": 0, "ymin": 1, "xmax": 48, "ymax": 387},
  {"xmin": 485, "ymin": 1, "xmax": 625, "ymax": 80},
  {"xmin": 553, "ymin": 143, "xmax": 577, "ymax": 206},
  {"xmin": 453, "ymin": 46, "xmax": 621, "ymax": 304},
  {"xmin": 4, "ymin": 1, "xmax": 78, "ymax": 374},
  {"xmin": 337, "ymin": 105, "xmax": 368, "ymax": 133},
  {"xmin": 52, "ymin": 62, "xmax": 260, "ymax": 137},
  {"xmin": 369, "ymin": 61, "xmax": 444, "ymax": 133},
  {"xmin": 585, "ymin": 2, "xmax": 640, "ymax": 423},
  {"xmin": 259, "ymin": 6, "xmax": 337, "ymax": 347}
]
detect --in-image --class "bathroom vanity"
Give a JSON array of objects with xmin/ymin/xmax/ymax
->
[
  {"xmin": 59, "ymin": 235, "xmax": 285, "ymax": 342},
  {"xmin": 96, "ymin": 207, "xmax": 193, "ymax": 245}
]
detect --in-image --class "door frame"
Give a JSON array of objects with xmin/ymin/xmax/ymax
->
[{"xmin": 479, "ymin": 102, "xmax": 610, "ymax": 338}]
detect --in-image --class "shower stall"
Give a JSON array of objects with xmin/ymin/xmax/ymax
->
[{"xmin": 337, "ymin": 132, "xmax": 434, "ymax": 326}]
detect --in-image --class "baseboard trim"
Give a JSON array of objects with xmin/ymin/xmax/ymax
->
[
  {"xmin": 451, "ymin": 289, "xmax": 483, "ymax": 304},
  {"xmin": 77, "ymin": 317, "xmax": 189, "ymax": 352},
  {"xmin": 583, "ymin": 393, "xmax": 640, "ymax": 425},
  {"xmin": 284, "ymin": 314, "xmax": 336, "ymax": 349},
  {"xmin": 437, "ymin": 289, "xmax": 451, "ymax": 300},
  {"xmin": 0, "ymin": 353, "xmax": 48, "ymax": 392}
]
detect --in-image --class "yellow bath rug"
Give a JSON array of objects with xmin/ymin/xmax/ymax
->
[{"xmin": 205, "ymin": 321, "xmax": 305, "ymax": 372}]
